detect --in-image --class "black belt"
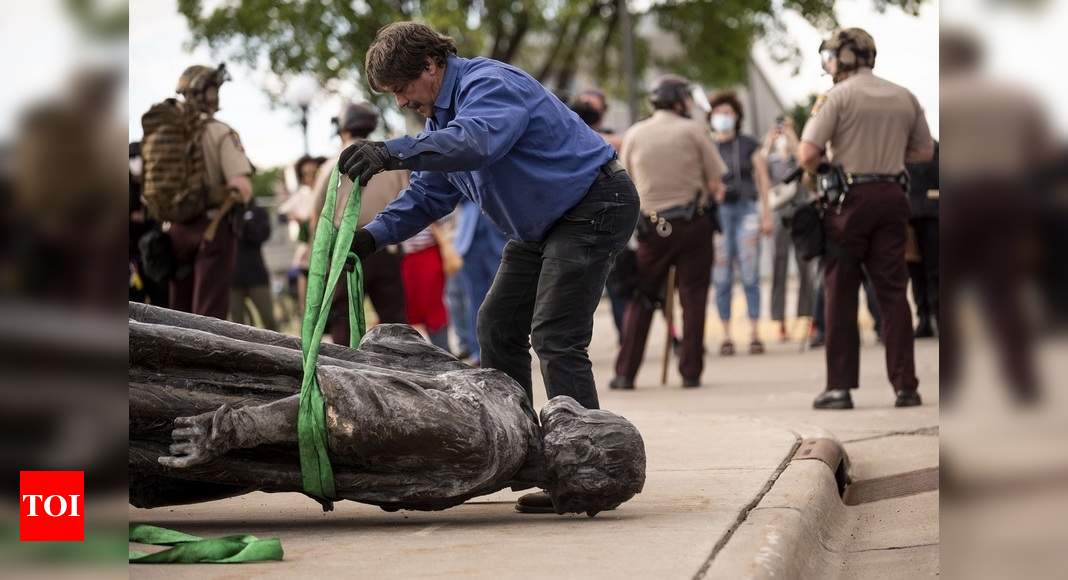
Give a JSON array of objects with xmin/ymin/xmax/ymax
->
[
  {"xmin": 643, "ymin": 204, "xmax": 704, "ymax": 223},
  {"xmin": 845, "ymin": 172, "xmax": 907, "ymax": 187},
  {"xmin": 598, "ymin": 158, "xmax": 625, "ymax": 179},
  {"xmin": 641, "ymin": 203, "xmax": 706, "ymax": 237}
]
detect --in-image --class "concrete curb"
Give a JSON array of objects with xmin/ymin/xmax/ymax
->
[{"xmin": 700, "ymin": 438, "xmax": 850, "ymax": 579}]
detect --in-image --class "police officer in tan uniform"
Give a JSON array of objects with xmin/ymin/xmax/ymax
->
[
  {"xmin": 798, "ymin": 29, "xmax": 934, "ymax": 409},
  {"xmin": 611, "ymin": 75, "xmax": 726, "ymax": 389},
  {"xmin": 168, "ymin": 65, "xmax": 253, "ymax": 320},
  {"xmin": 311, "ymin": 102, "xmax": 410, "ymax": 344}
]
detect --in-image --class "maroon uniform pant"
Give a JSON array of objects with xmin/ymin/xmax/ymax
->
[
  {"xmin": 168, "ymin": 215, "xmax": 236, "ymax": 321},
  {"xmin": 823, "ymin": 182, "xmax": 918, "ymax": 393},
  {"xmin": 615, "ymin": 216, "xmax": 714, "ymax": 382}
]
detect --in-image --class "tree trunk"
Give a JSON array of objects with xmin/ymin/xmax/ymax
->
[
  {"xmin": 535, "ymin": 14, "xmax": 576, "ymax": 82},
  {"xmin": 553, "ymin": 1, "xmax": 605, "ymax": 90},
  {"xmin": 501, "ymin": 9, "xmax": 531, "ymax": 63}
]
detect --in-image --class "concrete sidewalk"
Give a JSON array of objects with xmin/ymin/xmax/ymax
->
[{"xmin": 130, "ymin": 300, "xmax": 939, "ymax": 579}]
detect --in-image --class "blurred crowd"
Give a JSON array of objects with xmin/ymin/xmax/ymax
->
[{"xmin": 124, "ymin": 61, "xmax": 946, "ymax": 380}]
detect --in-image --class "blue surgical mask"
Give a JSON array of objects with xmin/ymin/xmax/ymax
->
[{"xmin": 711, "ymin": 113, "xmax": 735, "ymax": 133}]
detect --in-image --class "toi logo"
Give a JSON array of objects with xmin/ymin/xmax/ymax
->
[{"xmin": 19, "ymin": 471, "xmax": 84, "ymax": 542}]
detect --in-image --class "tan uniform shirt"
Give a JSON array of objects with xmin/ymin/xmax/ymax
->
[
  {"xmin": 801, "ymin": 69, "xmax": 932, "ymax": 175},
  {"xmin": 940, "ymin": 73, "xmax": 1053, "ymax": 181},
  {"xmin": 312, "ymin": 156, "xmax": 409, "ymax": 229},
  {"xmin": 621, "ymin": 110, "xmax": 727, "ymax": 213},
  {"xmin": 201, "ymin": 120, "xmax": 253, "ymax": 187}
]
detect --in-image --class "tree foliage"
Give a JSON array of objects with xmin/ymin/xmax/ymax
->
[{"xmin": 176, "ymin": 0, "xmax": 927, "ymax": 112}]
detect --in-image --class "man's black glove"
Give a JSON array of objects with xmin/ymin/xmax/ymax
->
[
  {"xmin": 339, "ymin": 140, "xmax": 402, "ymax": 187},
  {"xmin": 344, "ymin": 228, "xmax": 377, "ymax": 272}
]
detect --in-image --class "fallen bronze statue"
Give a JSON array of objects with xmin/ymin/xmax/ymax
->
[{"xmin": 129, "ymin": 302, "xmax": 646, "ymax": 517}]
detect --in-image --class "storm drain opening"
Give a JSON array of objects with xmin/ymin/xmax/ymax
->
[
  {"xmin": 793, "ymin": 438, "xmax": 850, "ymax": 494},
  {"xmin": 842, "ymin": 466, "xmax": 940, "ymax": 506}
]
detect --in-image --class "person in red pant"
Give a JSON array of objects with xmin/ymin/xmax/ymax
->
[{"xmin": 400, "ymin": 226, "xmax": 451, "ymax": 350}]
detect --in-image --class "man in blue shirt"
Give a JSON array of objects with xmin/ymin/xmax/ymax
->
[{"xmin": 340, "ymin": 23, "xmax": 638, "ymax": 459}]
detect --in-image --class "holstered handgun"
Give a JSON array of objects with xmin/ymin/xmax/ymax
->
[{"xmin": 815, "ymin": 163, "xmax": 850, "ymax": 213}]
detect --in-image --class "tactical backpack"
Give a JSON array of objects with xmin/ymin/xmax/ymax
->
[{"xmin": 140, "ymin": 99, "xmax": 213, "ymax": 224}]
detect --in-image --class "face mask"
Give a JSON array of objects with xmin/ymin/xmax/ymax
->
[{"xmin": 711, "ymin": 114, "xmax": 735, "ymax": 133}]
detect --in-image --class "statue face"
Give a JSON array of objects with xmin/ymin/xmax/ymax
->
[{"xmin": 539, "ymin": 396, "xmax": 647, "ymax": 516}]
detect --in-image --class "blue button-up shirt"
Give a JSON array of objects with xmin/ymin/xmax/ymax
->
[{"xmin": 363, "ymin": 55, "xmax": 614, "ymax": 245}]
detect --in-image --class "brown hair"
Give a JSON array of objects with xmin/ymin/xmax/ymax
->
[
  {"xmin": 708, "ymin": 90, "xmax": 744, "ymax": 132},
  {"xmin": 364, "ymin": 22, "xmax": 458, "ymax": 92}
]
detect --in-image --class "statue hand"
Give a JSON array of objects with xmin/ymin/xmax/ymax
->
[{"xmin": 158, "ymin": 404, "xmax": 235, "ymax": 469}]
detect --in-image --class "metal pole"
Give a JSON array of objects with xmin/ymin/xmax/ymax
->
[{"xmin": 618, "ymin": 0, "xmax": 638, "ymax": 126}]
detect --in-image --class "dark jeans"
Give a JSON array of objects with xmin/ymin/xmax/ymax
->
[
  {"xmin": 615, "ymin": 215, "xmax": 714, "ymax": 382},
  {"xmin": 606, "ymin": 246, "xmax": 638, "ymax": 345},
  {"xmin": 908, "ymin": 217, "xmax": 939, "ymax": 326},
  {"xmin": 770, "ymin": 213, "xmax": 814, "ymax": 321},
  {"xmin": 823, "ymin": 182, "xmax": 917, "ymax": 393},
  {"xmin": 478, "ymin": 170, "xmax": 640, "ymax": 409}
]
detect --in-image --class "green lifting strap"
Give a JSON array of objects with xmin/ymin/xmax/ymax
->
[
  {"xmin": 298, "ymin": 165, "xmax": 366, "ymax": 510},
  {"xmin": 128, "ymin": 524, "xmax": 283, "ymax": 564},
  {"xmin": 127, "ymin": 169, "xmax": 363, "ymax": 563}
]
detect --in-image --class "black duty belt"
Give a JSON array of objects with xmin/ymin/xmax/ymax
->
[
  {"xmin": 641, "ymin": 203, "xmax": 706, "ymax": 238},
  {"xmin": 845, "ymin": 172, "xmax": 908, "ymax": 187},
  {"xmin": 598, "ymin": 158, "xmax": 626, "ymax": 179}
]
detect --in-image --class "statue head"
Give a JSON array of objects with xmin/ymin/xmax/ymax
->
[{"xmin": 540, "ymin": 396, "xmax": 646, "ymax": 517}]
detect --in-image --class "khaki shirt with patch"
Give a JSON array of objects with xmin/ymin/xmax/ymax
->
[
  {"xmin": 312, "ymin": 156, "xmax": 409, "ymax": 229},
  {"xmin": 201, "ymin": 120, "xmax": 253, "ymax": 187},
  {"xmin": 801, "ymin": 69, "xmax": 932, "ymax": 175},
  {"xmin": 621, "ymin": 110, "xmax": 727, "ymax": 214}
]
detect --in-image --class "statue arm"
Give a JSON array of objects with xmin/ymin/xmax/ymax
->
[{"xmin": 158, "ymin": 395, "xmax": 298, "ymax": 469}]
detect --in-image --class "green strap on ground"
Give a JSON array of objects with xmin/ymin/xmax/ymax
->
[
  {"xmin": 128, "ymin": 524, "xmax": 283, "ymax": 564},
  {"xmin": 297, "ymin": 165, "xmax": 365, "ymax": 509}
]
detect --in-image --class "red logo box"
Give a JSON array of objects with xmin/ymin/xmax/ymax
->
[{"xmin": 19, "ymin": 471, "xmax": 84, "ymax": 542}]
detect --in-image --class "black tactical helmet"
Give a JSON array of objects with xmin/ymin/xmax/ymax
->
[
  {"xmin": 648, "ymin": 74, "xmax": 692, "ymax": 110},
  {"xmin": 333, "ymin": 102, "xmax": 378, "ymax": 136},
  {"xmin": 176, "ymin": 63, "xmax": 230, "ymax": 113},
  {"xmin": 176, "ymin": 63, "xmax": 230, "ymax": 95},
  {"xmin": 819, "ymin": 28, "xmax": 877, "ymax": 79}
]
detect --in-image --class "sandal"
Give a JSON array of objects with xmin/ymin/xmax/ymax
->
[
  {"xmin": 749, "ymin": 340, "xmax": 765, "ymax": 355},
  {"xmin": 719, "ymin": 341, "xmax": 735, "ymax": 356}
]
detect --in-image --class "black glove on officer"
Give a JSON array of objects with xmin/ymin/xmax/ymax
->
[
  {"xmin": 343, "ymin": 228, "xmax": 377, "ymax": 272},
  {"xmin": 339, "ymin": 140, "xmax": 403, "ymax": 187}
]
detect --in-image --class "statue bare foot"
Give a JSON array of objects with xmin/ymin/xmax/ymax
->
[{"xmin": 158, "ymin": 404, "xmax": 236, "ymax": 468}]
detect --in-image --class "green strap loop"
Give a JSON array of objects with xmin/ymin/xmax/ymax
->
[
  {"xmin": 128, "ymin": 524, "xmax": 283, "ymax": 564},
  {"xmin": 297, "ymin": 165, "xmax": 365, "ymax": 509}
]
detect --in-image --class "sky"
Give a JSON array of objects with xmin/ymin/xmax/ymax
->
[
  {"xmin": 753, "ymin": 0, "xmax": 939, "ymax": 134},
  {"xmin": 127, "ymin": 0, "xmax": 941, "ymax": 170}
]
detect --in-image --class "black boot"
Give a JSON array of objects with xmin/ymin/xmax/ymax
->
[
  {"xmin": 809, "ymin": 331, "xmax": 825, "ymax": 348},
  {"xmin": 894, "ymin": 390, "xmax": 922, "ymax": 408},
  {"xmin": 813, "ymin": 388, "xmax": 854, "ymax": 410},
  {"xmin": 914, "ymin": 318, "xmax": 934, "ymax": 338},
  {"xmin": 609, "ymin": 376, "xmax": 634, "ymax": 390},
  {"xmin": 515, "ymin": 491, "xmax": 556, "ymax": 514}
]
